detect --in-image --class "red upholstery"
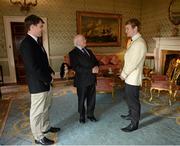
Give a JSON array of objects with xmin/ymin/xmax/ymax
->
[
  {"xmin": 96, "ymin": 77, "xmax": 115, "ymax": 101},
  {"xmin": 110, "ymin": 56, "xmax": 120, "ymax": 65},
  {"xmin": 96, "ymin": 77, "xmax": 113, "ymax": 92},
  {"xmin": 151, "ymin": 81, "xmax": 176, "ymax": 89},
  {"xmin": 151, "ymin": 74, "xmax": 167, "ymax": 81},
  {"xmin": 100, "ymin": 56, "xmax": 110, "ymax": 65},
  {"xmin": 95, "ymin": 55, "xmax": 122, "ymax": 73}
]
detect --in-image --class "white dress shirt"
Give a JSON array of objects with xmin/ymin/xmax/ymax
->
[{"xmin": 28, "ymin": 33, "xmax": 38, "ymax": 42}]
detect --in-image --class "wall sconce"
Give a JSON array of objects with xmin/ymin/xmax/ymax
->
[{"xmin": 10, "ymin": 0, "xmax": 37, "ymax": 12}]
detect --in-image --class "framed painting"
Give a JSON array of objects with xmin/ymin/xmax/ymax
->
[{"xmin": 76, "ymin": 11, "xmax": 122, "ymax": 47}]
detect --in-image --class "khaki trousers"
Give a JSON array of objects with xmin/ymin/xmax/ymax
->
[{"xmin": 30, "ymin": 88, "xmax": 52, "ymax": 140}]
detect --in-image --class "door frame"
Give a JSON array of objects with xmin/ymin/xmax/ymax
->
[{"xmin": 3, "ymin": 16, "xmax": 49, "ymax": 83}]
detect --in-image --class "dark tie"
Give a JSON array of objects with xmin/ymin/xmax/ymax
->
[
  {"xmin": 37, "ymin": 40, "xmax": 46, "ymax": 53},
  {"xmin": 82, "ymin": 48, "xmax": 90, "ymax": 56}
]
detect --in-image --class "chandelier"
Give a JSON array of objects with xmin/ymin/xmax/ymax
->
[{"xmin": 10, "ymin": 0, "xmax": 37, "ymax": 12}]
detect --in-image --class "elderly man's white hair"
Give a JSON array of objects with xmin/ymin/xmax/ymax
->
[{"xmin": 73, "ymin": 34, "xmax": 85, "ymax": 46}]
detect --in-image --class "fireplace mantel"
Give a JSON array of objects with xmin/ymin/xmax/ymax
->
[{"xmin": 153, "ymin": 37, "xmax": 180, "ymax": 73}]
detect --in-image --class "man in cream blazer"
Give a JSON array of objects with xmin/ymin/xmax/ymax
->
[{"xmin": 120, "ymin": 18, "xmax": 147, "ymax": 132}]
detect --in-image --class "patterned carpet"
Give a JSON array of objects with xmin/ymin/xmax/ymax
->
[
  {"xmin": 140, "ymin": 90, "xmax": 180, "ymax": 120},
  {"xmin": 0, "ymin": 81, "xmax": 180, "ymax": 145},
  {"xmin": 0, "ymin": 99, "xmax": 12, "ymax": 136}
]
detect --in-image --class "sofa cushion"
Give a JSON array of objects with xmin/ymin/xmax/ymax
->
[
  {"xmin": 110, "ymin": 56, "xmax": 120, "ymax": 65},
  {"xmin": 95, "ymin": 55, "xmax": 102, "ymax": 61},
  {"xmin": 100, "ymin": 56, "xmax": 110, "ymax": 65}
]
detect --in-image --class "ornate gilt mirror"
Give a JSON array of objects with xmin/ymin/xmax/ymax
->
[{"xmin": 168, "ymin": 0, "xmax": 180, "ymax": 25}]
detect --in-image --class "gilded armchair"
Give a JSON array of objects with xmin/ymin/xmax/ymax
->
[
  {"xmin": 149, "ymin": 60, "xmax": 180, "ymax": 106},
  {"xmin": 151, "ymin": 58, "xmax": 176, "ymax": 81}
]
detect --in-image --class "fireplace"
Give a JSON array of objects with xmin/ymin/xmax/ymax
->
[
  {"xmin": 164, "ymin": 53, "xmax": 180, "ymax": 74},
  {"xmin": 153, "ymin": 37, "xmax": 180, "ymax": 73}
]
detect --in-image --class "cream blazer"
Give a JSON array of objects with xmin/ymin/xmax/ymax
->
[{"xmin": 121, "ymin": 33, "xmax": 147, "ymax": 86}]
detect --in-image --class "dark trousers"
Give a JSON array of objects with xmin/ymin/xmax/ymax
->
[
  {"xmin": 125, "ymin": 83, "xmax": 140, "ymax": 125},
  {"xmin": 77, "ymin": 84, "xmax": 96, "ymax": 117}
]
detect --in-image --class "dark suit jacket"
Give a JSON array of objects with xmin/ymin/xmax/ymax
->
[
  {"xmin": 19, "ymin": 34, "xmax": 54, "ymax": 94},
  {"xmin": 69, "ymin": 47, "xmax": 99, "ymax": 87}
]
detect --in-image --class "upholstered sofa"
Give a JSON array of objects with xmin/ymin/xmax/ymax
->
[
  {"xmin": 64, "ymin": 54, "xmax": 122, "ymax": 76},
  {"xmin": 95, "ymin": 54, "xmax": 122, "ymax": 75}
]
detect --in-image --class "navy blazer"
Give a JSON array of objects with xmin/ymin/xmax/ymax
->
[
  {"xmin": 69, "ymin": 47, "xmax": 99, "ymax": 87},
  {"xmin": 19, "ymin": 34, "xmax": 54, "ymax": 93}
]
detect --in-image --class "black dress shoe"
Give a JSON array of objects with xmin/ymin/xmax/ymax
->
[
  {"xmin": 79, "ymin": 118, "xmax": 85, "ymax": 123},
  {"xmin": 121, "ymin": 114, "xmax": 131, "ymax": 120},
  {"xmin": 43, "ymin": 127, "xmax": 61, "ymax": 134},
  {"xmin": 121, "ymin": 122, "xmax": 139, "ymax": 132},
  {"xmin": 35, "ymin": 137, "xmax": 54, "ymax": 145},
  {"xmin": 87, "ymin": 116, "xmax": 98, "ymax": 122},
  {"xmin": 79, "ymin": 115, "xmax": 85, "ymax": 123}
]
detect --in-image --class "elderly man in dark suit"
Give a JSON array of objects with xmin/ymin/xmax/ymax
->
[
  {"xmin": 69, "ymin": 34, "xmax": 99, "ymax": 124},
  {"xmin": 19, "ymin": 15, "xmax": 60, "ymax": 145}
]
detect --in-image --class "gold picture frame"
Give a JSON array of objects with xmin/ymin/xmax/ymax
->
[{"xmin": 76, "ymin": 11, "xmax": 122, "ymax": 47}]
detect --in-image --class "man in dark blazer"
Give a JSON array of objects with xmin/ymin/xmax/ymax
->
[
  {"xmin": 19, "ymin": 15, "xmax": 60, "ymax": 145},
  {"xmin": 69, "ymin": 34, "xmax": 99, "ymax": 123}
]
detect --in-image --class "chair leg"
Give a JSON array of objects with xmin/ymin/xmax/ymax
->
[
  {"xmin": 149, "ymin": 88, "xmax": 153, "ymax": 101},
  {"xmin": 173, "ymin": 90, "xmax": 177, "ymax": 101},
  {"xmin": 168, "ymin": 90, "xmax": 172, "ymax": 106},
  {"xmin": 158, "ymin": 90, "xmax": 160, "ymax": 97}
]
